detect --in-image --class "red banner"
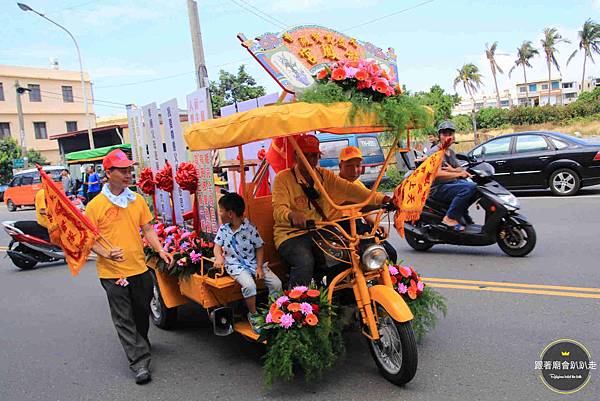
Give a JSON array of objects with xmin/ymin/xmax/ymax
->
[{"xmin": 38, "ymin": 166, "xmax": 98, "ymax": 276}]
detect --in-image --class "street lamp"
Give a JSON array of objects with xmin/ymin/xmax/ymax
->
[{"xmin": 17, "ymin": 2, "xmax": 95, "ymax": 150}]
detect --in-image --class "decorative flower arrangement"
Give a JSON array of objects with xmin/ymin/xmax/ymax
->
[
  {"xmin": 254, "ymin": 285, "xmax": 344, "ymax": 387},
  {"xmin": 144, "ymin": 223, "xmax": 214, "ymax": 279},
  {"xmin": 388, "ymin": 264, "xmax": 447, "ymax": 342},
  {"xmin": 175, "ymin": 162, "xmax": 199, "ymax": 192},
  {"xmin": 137, "ymin": 168, "xmax": 156, "ymax": 195},
  {"xmin": 298, "ymin": 58, "xmax": 432, "ymax": 138},
  {"xmin": 315, "ymin": 59, "xmax": 400, "ymax": 99},
  {"xmin": 155, "ymin": 162, "xmax": 174, "ymax": 193}
]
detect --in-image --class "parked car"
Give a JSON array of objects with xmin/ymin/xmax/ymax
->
[
  {"xmin": 317, "ymin": 133, "xmax": 387, "ymax": 187},
  {"xmin": 467, "ymin": 131, "xmax": 600, "ymax": 196},
  {"xmin": 4, "ymin": 166, "xmax": 65, "ymax": 211}
]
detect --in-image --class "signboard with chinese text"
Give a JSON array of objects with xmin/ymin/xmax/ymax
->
[
  {"xmin": 238, "ymin": 24, "xmax": 399, "ymax": 94},
  {"xmin": 187, "ymin": 88, "xmax": 218, "ymax": 235}
]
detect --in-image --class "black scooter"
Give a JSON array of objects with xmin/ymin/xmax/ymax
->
[{"xmin": 403, "ymin": 154, "xmax": 536, "ymax": 257}]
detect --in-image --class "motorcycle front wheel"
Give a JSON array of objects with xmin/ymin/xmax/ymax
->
[
  {"xmin": 497, "ymin": 223, "xmax": 536, "ymax": 257},
  {"xmin": 366, "ymin": 305, "xmax": 418, "ymax": 386},
  {"xmin": 8, "ymin": 241, "xmax": 38, "ymax": 270}
]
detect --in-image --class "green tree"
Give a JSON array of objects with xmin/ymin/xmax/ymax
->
[
  {"xmin": 567, "ymin": 19, "xmax": 600, "ymax": 90},
  {"xmin": 453, "ymin": 63, "xmax": 483, "ymax": 143},
  {"xmin": 509, "ymin": 41, "xmax": 539, "ymax": 106},
  {"xmin": 0, "ymin": 137, "xmax": 47, "ymax": 183},
  {"xmin": 541, "ymin": 27, "xmax": 570, "ymax": 105},
  {"xmin": 413, "ymin": 85, "xmax": 461, "ymax": 124},
  {"xmin": 485, "ymin": 42, "xmax": 504, "ymax": 108},
  {"xmin": 208, "ymin": 65, "xmax": 266, "ymax": 117}
]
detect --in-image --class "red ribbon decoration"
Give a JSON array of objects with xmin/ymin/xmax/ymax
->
[
  {"xmin": 137, "ymin": 167, "xmax": 156, "ymax": 195},
  {"xmin": 175, "ymin": 162, "xmax": 199, "ymax": 192},
  {"xmin": 155, "ymin": 162, "xmax": 174, "ymax": 193}
]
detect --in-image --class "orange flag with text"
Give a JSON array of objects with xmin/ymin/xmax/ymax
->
[
  {"xmin": 393, "ymin": 139, "xmax": 450, "ymax": 237},
  {"xmin": 38, "ymin": 166, "xmax": 99, "ymax": 276}
]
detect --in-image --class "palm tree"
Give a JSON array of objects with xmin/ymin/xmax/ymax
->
[
  {"xmin": 454, "ymin": 63, "xmax": 483, "ymax": 143},
  {"xmin": 485, "ymin": 42, "xmax": 504, "ymax": 108},
  {"xmin": 509, "ymin": 41, "xmax": 539, "ymax": 106},
  {"xmin": 540, "ymin": 27, "xmax": 570, "ymax": 105},
  {"xmin": 567, "ymin": 19, "xmax": 600, "ymax": 90}
]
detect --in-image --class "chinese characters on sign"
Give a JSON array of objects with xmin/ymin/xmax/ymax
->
[{"xmin": 187, "ymin": 88, "xmax": 218, "ymax": 235}]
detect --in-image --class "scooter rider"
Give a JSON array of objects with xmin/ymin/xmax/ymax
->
[{"xmin": 426, "ymin": 121, "xmax": 476, "ymax": 231}]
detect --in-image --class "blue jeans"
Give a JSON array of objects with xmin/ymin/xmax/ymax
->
[{"xmin": 431, "ymin": 179, "xmax": 477, "ymax": 221}]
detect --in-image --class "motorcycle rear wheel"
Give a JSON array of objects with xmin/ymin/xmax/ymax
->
[
  {"xmin": 367, "ymin": 305, "xmax": 418, "ymax": 386},
  {"xmin": 497, "ymin": 223, "xmax": 536, "ymax": 257}
]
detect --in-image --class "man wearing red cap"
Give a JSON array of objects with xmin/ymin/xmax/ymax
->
[
  {"xmin": 272, "ymin": 135, "xmax": 390, "ymax": 286},
  {"xmin": 336, "ymin": 146, "xmax": 397, "ymax": 263},
  {"xmin": 85, "ymin": 149, "xmax": 172, "ymax": 385}
]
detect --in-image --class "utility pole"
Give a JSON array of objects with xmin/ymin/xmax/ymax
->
[
  {"xmin": 187, "ymin": 0, "xmax": 209, "ymax": 89},
  {"xmin": 14, "ymin": 80, "xmax": 28, "ymax": 168}
]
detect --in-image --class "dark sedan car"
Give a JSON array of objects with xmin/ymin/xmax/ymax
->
[{"xmin": 467, "ymin": 131, "xmax": 600, "ymax": 195}]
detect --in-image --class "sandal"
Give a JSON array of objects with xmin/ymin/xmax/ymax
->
[{"xmin": 442, "ymin": 222, "xmax": 465, "ymax": 232}]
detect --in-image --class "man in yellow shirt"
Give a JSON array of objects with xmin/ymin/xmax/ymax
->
[
  {"xmin": 337, "ymin": 146, "xmax": 398, "ymax": 263},
  {"xmin": 86, "ymin": 149, "xmax": 172, "ymax": 385},
  {"xmin": 272, "ymin": 135, "xmax": 390, "ymax": 286},
  {"xmin": 34, "ymin": 189, "xmax": 50, "ymax": 242}
]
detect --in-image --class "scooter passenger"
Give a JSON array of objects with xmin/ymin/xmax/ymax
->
[
  {"xmin": 426, "ymin": 120, "xmax": 476, "ymax": 231},
  {"xmin": 34, "ymin": 188, "xmax": 51, "ymax": 242},
  {"xmin": 272, "ymin": 135, "xmax": 390, "ymax": 287}
]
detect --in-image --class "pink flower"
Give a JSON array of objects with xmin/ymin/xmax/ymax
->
[
  {"xmin": 300, "ymin": 302, "xmax": 313, "ymax": 315},
  {"xmin": 189, "ymin": 250, "xmax": 202, "ymax": 264},
  {"xmin": 417, "ymin": 281, "xmax": 425, "ymax": 291},
  {"xmin": 397, "ymin": 283, "xmax": 408, "ymax": 294},
  {"xmin": 266, "ymin": 312, "xmax": 272, "ymax": 323},
  {"xmin": 292, "ymin": 285, "xmax": 308, "ymax": 293},
  {"xmin": 402, "ymin": 266, "xmax": 412, "ymax": 278},
  {"xmin": 344, "ymin": 66, "xmax": 359, "ymax": 78},
  {"xmin": 177, "ymin": 257, "xmax": 187, "ymax": 266},
  {"xmin": 180, "ymin": 231, "xmax": 191, "ymax": 240},
  {"xmin": 275, "ymin": 295, "xmax": 289, "ymax": 307},
  {"xmin": 279, "ymin": 313, "xmax": 294, "ymax": 329},
  {"xmin": 165, "ymin": 225, "xmax": 178, "ymax": 234},
  {"xmin": 388, "ymin": 265, "xmax": 399, "ymax": 276},
  {"xmin": 367, "ymin": 63, "xmax": 380, "ymax": 76},
  {"xmin": 385, "ymin": 87, "xmax": 395, "ymax": 97}
]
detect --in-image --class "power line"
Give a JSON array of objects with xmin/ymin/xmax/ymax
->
[
  {"xmin": 39, "ymin": 89, "xmax": 128, "ymax": 106},
  {"xmin": 235, "ymin": 0, "xmax": 289, "ymax": 29},
  {"xmin": 227, "ymin": 0, "xmax": 287, "ymax": 29},
  {"xmin": 342, "ymin": 0, "xmax": 436, "ymax": 32}
]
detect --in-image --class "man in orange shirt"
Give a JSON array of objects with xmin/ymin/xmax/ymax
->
[
  {"xmin": 86, "ymin": 149, "xmax": 172, "ymax": 385},
  {"xmin": 272, "ymin": 135, "xmax": 390, "ymax": 286}
]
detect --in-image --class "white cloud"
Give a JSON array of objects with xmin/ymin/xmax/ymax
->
[{"xmin": 593, "ymin": 0, "xmax": 600, "ymax": 11}]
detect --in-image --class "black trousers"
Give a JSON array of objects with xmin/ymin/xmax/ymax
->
[
  {"xmin": 277, "ymin": 233, "xmax": 327, "ymax": 287},
  {"xmin": 100, "ymin": 270, "xmax": 153, "ymax": 372}
]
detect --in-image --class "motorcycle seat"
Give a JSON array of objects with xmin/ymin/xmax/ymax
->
[
  {"xmin": 426, "ymin": 198, "xmax": 449, "ymax": 212},
  {"xmin": 13, "ymin": 221, "xmax": 50, "ymax": 242}
]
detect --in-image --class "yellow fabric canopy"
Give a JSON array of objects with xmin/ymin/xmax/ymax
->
[{"xmin": 183, "ymin": 102, "xmax": 385, "ymax": 151}]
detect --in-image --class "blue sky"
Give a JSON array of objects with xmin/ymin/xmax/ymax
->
[{"xmin": 2, "ymin": 0, "xmax": 599, "ymax": 117}]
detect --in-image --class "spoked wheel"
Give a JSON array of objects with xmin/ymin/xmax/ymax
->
[
  {"xmin": 497, "ymin": 223, "xmax": 536, "ymax": 257},
  {"xmin": 549, "ymin": 168, "xmax": 580, "ymax": 196},
  {"xmin": 367, "ymin": 305, "xmax": 418, "ymax": 386},
  {"xmin": 149, "ymin": 270, "xmax": 177, "ymax": 329}
]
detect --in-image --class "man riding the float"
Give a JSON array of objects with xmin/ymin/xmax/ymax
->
[{"xmin": 272, "ymin": 134, "xmax": 390, "ymax": 287}]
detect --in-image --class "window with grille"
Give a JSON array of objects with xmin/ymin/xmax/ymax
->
[
  {"xmin": 62, "ymin": 86, "xmax": 74, "ymax": 102},
  {"xmin": 28, "ymin": 84, "xmax": 41, "ymax": 102}
]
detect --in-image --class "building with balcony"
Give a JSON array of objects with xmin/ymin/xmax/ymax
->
[
  {"xmin": 0, "ymin": 63, "xmax": 95, "ymax": 164},
  {"xmin": 452, "ymin": 89, "xmax": 515, "ymax": 115}
]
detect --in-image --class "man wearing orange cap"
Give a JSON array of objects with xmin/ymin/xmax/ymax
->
[
  {"xmin": 337, "ymin": 146, "xmax": 397, "ymax": 263},
  {"xmin": 272, "ymin": 135, "xmax": 390, "ymax": 286},
  {"xmin": 86, "ymin": 149, "xmax": 172, "ymax": 385}
]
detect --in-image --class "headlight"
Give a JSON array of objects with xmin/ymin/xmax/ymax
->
[
  {"xmin": 498, "ymin": 194, "xmax": 520, "ymax": 209},
  {"xmin": 361, "ymin": 244, "xmax": 388, "ymax": 271}
]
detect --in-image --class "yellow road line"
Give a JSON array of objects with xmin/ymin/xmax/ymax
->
[
  {"xmin": 428, "ymin": 283, "xmax": 600, "ymax": 299},
  {"xmin": 423, "ymin": 277, "xmax": 600, "ymax": 293}
]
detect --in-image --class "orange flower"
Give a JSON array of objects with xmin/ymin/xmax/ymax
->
[
  {"xmin": 305, "ymin": 313, "xmax": 319, "ymax": 326},
  {"xmin": 269, "ymin": 303, "xmax": 278, "ymax": 313},
  {"xmin": 394, "ymin": 84, "xmax": 403, "ymax": 95},
  {"xmin": 331, "ymin": 67, "xmax": 347, "ymax": 81},
  {"xmin": 408, "ymin": 287, "xmax": 417, "ymax": 300},
  {"xmin": 287, "ymin": 302, "xmax": 301, "ymax": 312},
  {"xmin": 306, "ymin": 289, "xmax": 320, "ymax": 298},
  {"xmin": 373, "ymin": 79, "xmax": 389, "ymax": 94},
  {"xmin": 354, "ymin": 69, "xmax": 368, "ymax": 81},
  {"xmin": 289, "ymin": 289, "xmax": 302, "ymax": 299},
  {"xmin": 317, "ymin": 68, "xmax": 329, "ymax": 80},
  {"xmin": 272, "ymin": 309, "xmax": 284, "ymax": 323},
  {"xmin": 390, "ymin": 275, "xmax": 397, "ymax": 284}
]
